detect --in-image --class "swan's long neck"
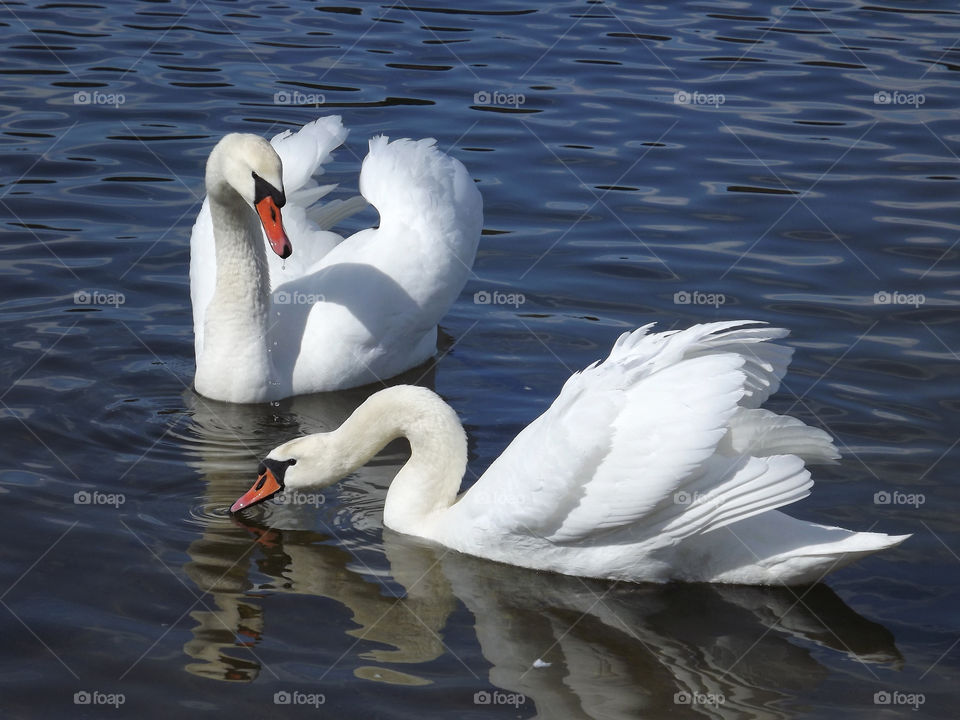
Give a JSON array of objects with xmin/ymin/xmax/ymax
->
[
  {"xmin": 195, "ymin": 160, "xmax": 274, "ymax": 401},
  {"xmin": 330, "ymin": 387, "xmax": 468, "ymax": 537}
]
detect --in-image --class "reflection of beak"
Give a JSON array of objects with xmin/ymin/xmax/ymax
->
[
  {"xmin": 231, "ymin": 467, "xmax": 283, "ymax": 513},
  {"xmin": 255, "ymin": 196, "xmax": 291, "ymax": 259}
]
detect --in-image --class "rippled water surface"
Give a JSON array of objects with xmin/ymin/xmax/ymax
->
[{"xmin": 1, "ymin": 1, "xmax": 959, "ymax": 717}]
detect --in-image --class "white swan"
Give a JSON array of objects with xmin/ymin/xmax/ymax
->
[
  {"xmin": 190, "ymin": 116, "xmax": 483, "ymax": 403},
  {"xmin": 230, "ymin": 321, "xmax": 909, "ymax": 585}
]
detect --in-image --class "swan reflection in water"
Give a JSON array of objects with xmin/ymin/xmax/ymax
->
[{"xmin": 176, "ymin": 378, "xmax": 902, "ymax": 716}]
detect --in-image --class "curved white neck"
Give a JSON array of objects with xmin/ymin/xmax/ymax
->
[
  {"xmin": 330, "ymin": 387, "xmax": 468, "ymax": 537},
  {"xmin": 195, "ymin": 163, "xmax": 275, "ymax": 401}
]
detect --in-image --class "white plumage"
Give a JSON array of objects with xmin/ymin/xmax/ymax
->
[
  {"xmin": 241, "ymin": 321, "xmax": 908, "ymax": 585},
  {"xmin": 190, "ymin": 116, "xmax": 483, "ymax": 402}
]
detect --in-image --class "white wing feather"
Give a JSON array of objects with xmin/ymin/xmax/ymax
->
[{"xmin": 451, "ymin": 322, "xmax": 814, "ymax": 547}]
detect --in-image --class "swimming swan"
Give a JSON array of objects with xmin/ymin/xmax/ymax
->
[
  {"xmin": 231, "ymin": 321, "xmax": 909, "ymax": 585},
  {"xmin": 190, "ymin": 116, "xmax": 482, "ymax": 403}
]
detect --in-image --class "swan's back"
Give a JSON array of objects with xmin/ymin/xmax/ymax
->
[{"xmin": 272, "ymin": 136, "xmax": 483, "ymax": 392}]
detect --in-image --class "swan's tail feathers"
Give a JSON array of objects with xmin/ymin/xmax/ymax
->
[
  {"xmin": 307, "ymin": 194, "xmax": 370, "ymax": 231},
  {"xmin": 271, "ymin": 115, "xmax": 348, "ymax": 193},
  {"xmin": 756, "ymin": 527, "xmax": 911, "ymax": 585},
  {"xmin": 724, "ymin": 408, "xmax": 841, "ymax": 465},
  {"xmin": 661, "ymin": 454, "xmax": 814, "ymax": 541}
]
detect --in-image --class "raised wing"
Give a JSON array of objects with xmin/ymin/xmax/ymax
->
[{"xmin": 448, "ymin": 322, "xmax": 813, "ymax": 546}]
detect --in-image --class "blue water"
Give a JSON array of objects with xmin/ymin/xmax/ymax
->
[{"xmin": 1, "ymin": 1, "xmax": 958, "ymax": 717}]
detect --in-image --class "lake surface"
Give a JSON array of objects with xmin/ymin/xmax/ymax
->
[{"xmin": 1, "ymin": 0, "xmax": 958, "ymax": 717}]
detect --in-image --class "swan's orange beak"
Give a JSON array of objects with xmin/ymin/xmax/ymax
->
[
  {"xmin": 256, "ymin": 196, "xmax": 291, "ymax": 259},
  {"xmin": 231, "ymin": 467, "xmax": 283, "ymax": 513}
]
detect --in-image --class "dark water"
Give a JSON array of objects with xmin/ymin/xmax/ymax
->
[{"xmin": 1, "ymin": 0, "xmax": 958, "ymax": 717}]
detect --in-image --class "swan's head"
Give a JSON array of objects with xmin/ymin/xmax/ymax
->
[
  {"xmin": 230, "ymin": 434, "xmax": 343, "ymax": 513},
  {"xmin": 207, "ymin": 133, "xmax": 291, "ymax": 259}
]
